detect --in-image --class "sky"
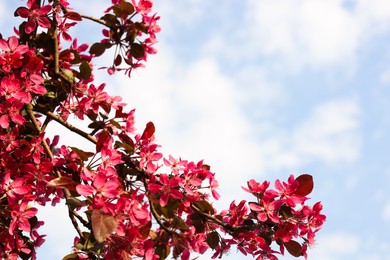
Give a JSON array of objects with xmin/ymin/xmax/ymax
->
[{"xmin": 2, "ymin": 0, "xmax": 390, "ymax": 259}]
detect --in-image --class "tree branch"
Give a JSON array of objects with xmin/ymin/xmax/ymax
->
[
  {"xmin": 80, "ymin": 14, "xmax": 110, "ymax": 27},
  {"xmin": 44, "ymin": 110, "xmax": 97, "ymax": 144},
  {"xmin": 25, "ymin": 103, "xmax": 86, "ymax": 241}
]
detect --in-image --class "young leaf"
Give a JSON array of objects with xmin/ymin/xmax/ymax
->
[
  {"xmin": 206, "ymin": 231, "xmax": 220, "ymax": 249},
  {"xmin": 141, "ymin": 121, "xmax": 155, "ymax": 140},
  {"xmin": 70, "ymin": 147, "xmax": 94, "ymax": 161},
  {"xmin": 47, "ymin": 176, "xmax": 78, "ymax": 191},
  {"xmin": 130, "ymin": 43, "xmax": 145, "ymax": 59},
  {"xmin": 284, "ymin": 240, "xmax": 303, "ymax": 257},
  {"xmin": 192, "ymin": 200, "xmax": 215, "ymax": 215},
  {"xmin": 96, "ymin": 131, "xmax": 110, "ymax": 152},
  {"xmin": 91, "ymin": 210, "xmax": 118, "ymax": 244},
  {"xmin": 295, "ymin": 174, "xmax": 314, "ymax": 196}
]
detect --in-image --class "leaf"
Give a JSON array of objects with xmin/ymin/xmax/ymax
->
[
  {"xmin": 66, "ymin": 198, "xmax": 87, "ymax": 210},
  {"xmin": 120, "ymin": 1, "xmax": 135, "ymax": 16},
  {"xmin": 141, "ymin": 121, "xmax": 155, "ymax": 140},
  {"xmin": 91, "ymin": 210, "xmax": 118, "ymax": 244},
  {"xmin": 206, "ymin": 231, "xmax": 220, "ymax": 249},
  {"xmin": 62, "ymin": 253, "xmax": 80, "ymax": 260},
  {"xmin": 79, "ymin": 60, "xmax": 91, "ymax": 80},
  {"xmin": 155, "ymin": 244, "xmax": 170, "ymax": 260},
  {"xmin": 47, "ymin": 176, "xmax": 78, "ymax": 191},
  {"xmin": 192, "ymin": 200, "xmax": 215, "ymax": 215},
  {"xmin": 295, "ymin": 174, "xmax": 314, "ymax": 196},
  {"xmin": 96, "ymin": 131, "xmax": 110, "ymax": 152},
  {"xmin": 284, "ymin": 240, "xmax": 303, "ymax": 257},
  {"xmin": 130, "ymin": 42, "xmax": 145, "ymax": 59},
  {"xmin": 89, "ymin": 42, "xmax": 111, "ymax": 56},
  {"xmin": 70, "ymin": 147, "xmax": 94, "ymax": 161},
  {"xmin": 64, "ymin": 11, "xmax": 82, "ymax": 21},
  {"xmin": 189, "ymin": 212, "xmax": 205, "ymax": 233}
]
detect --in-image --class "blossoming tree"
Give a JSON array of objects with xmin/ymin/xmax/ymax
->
[{"xmin": 0, "ymin": 0, "xmax": 326, "ymax": 259}]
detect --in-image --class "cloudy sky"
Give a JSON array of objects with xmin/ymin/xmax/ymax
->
[{"xmin": 2, "ymin": 0, "xmax": 390, "ymax": 259}]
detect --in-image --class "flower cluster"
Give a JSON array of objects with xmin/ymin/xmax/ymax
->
[{"xmin": 0, "ymin": 0, "xmax": 325, "ymax": 259}]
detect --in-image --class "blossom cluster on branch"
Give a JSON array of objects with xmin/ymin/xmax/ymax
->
[{"xmin": 0, "ymin": 0, "xmax": 325, "ymax": 259}]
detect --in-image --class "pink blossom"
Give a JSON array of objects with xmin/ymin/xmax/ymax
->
[
  {"xmin": 17, "ymin": 2, "xmax": 52, "ymax": 34},
  {"xmin": 9, "ymin": 202, "xmax": 38, "ymax": 235}
]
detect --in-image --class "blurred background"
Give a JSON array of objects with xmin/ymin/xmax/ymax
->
[{"xmin": 2, "ymin": 0, "xmax": 390, "ymax": 259}]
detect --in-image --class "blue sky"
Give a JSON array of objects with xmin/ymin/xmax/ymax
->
[{"xmin": 2, "ymin": 0, "xmax": 390, "ymax": 259}]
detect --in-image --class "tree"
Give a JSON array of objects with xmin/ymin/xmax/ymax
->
[{"xmin": 0, "ymin": 0, "xmax": 326, "ymax": 259}]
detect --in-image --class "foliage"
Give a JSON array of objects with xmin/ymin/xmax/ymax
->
[{"xmin": 0, "ymin": 0, "xmax": 326, "ymax": 259}]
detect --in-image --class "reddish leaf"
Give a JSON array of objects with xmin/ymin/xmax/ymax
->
[
  {"xmin": 96, "ymin": 131, "xmax": 110, "ymax": 152},
  {"xmin": 64, "ymin": 11, "xmax": 82, "ymax": 21},
  {"xmin": 155, "ymin": 244, "xmax": 170, "ymax": 259},
  {"xmin": 295, "ymin": 174, "xmax": 314, "ymax": 196},
  {"xmin": 91, "ymin": 210, "xmax": 118, "ymax": 243},
  {"xmin": 141, "ymin": 121, "xmax": 155, "ymax": 140},
  {"xmin": 120, "ymin": 1, "xmax": 135, "ymax": 16},
  {"xmin": 47, "ymin": 176, "xmax": 78, "ymax": 191},
  {"xmin": 89, "ymin": 42, "xmax": 111, "ymax": 57},
  {"xmin": 130, "ymin": 43, "xmax": 145, "ymax": 59},
  {"xmin": 206, "ymin": 231, "xmax": 220, "ymax": 249},
  {"xmin": 284, "ymin": 240, "xmax": 303, "ymax": 257}
]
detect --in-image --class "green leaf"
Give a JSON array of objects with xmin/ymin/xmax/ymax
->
[
  {"xmin": 206, "ymin": 231, "xmax": 220, "ymax": 249},
  {"xmin": 91, "ymin": 210, "xmax": 118, "ymax": 244},
  {"xmin": 284, "ymin": 240, "xmax": 303, "ymax": 257},
  {"xmin": 295, "ymin": 174, "xmax": 314, "ymax": 196},
  {"xmin": 79, "ymin": 60, "xmax": 91, "ymax": 80}
]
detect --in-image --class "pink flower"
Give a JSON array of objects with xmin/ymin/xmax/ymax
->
[
  {"xmin": 131, "ymin": 0, "xmax": 153, "ymax": 14},
  {"xmin": 17, "ymin": 2, "xmax": 52, "ymax": 34},
  {"xmin": 148, "ymin": 174, "xmax": 183, "ymax": 206},
  {"xmin": 76, "ymin": 171, "xmax": 120, "ymax": 199},
  {"xmin": 9, "ymin": 202, "xmax": 38, "ymax": 235},
  {"xmin": 249, "ymin": 197, "xmax": 283, "ymax": 223},
  {"xmin": 0, "ymin": 36, "xmax": 29, "ymax": 72}
]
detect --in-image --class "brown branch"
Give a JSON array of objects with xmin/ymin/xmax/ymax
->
[
  {"xmin": 190, "ymin": 204, "xmax": 235, "ymax": 234},
  {"xmin": 150, "ymin": 200, "xmax": 175, "ymax": 236},
  {"xmin": 25, "ymin": 103, "xmax": 85, "ymax": 241},
  {"xmin": 44, "ymin": 110, "xmax": 97, "ymax": 144},
  {"xmin": 80, "ymin": 14, "xmax": 110, "ymax": 27}
]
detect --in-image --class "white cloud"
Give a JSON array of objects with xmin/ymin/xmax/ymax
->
[
  {"xmin": 243, "ymin": 0, "xmax": 390, "ymax": 72},
  {"xmin": 382, "ymin": 201, "xmax": 390, "ymax": 222},
  {"xmin": 244, "ymin": 0, "xmax": 359, "ymax": 70},
  {"xmin": 112, "ymin": 46, "xmax": 265, "ymax": 205},
  {"xmin": 309, "ymin": 232, "xmax": 360, "ymax": 260},
  {"xmin": 260, "ymin": 98, "xmax": 361, "ymax": 171}
]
